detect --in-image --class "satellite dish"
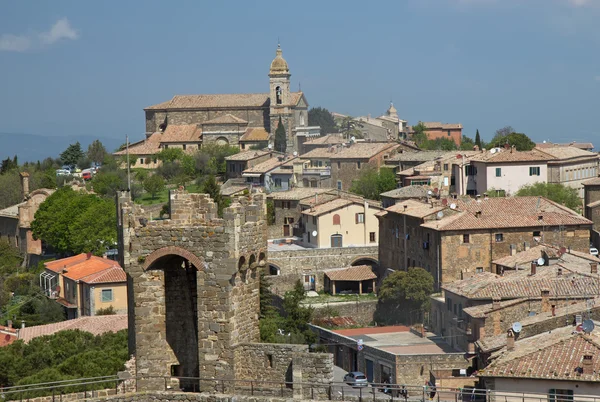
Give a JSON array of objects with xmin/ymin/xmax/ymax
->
[
  {"xmin": 582, "ymin": 319, "xmax": 595, "ymax": 334},
  {"xmin": 537, "ymin": 257, "xmax": 545, "ymax": 266},
  {"xmin": 293, "ymin": 151, "xmax": 298, "ymax": 157},
  {"xmin": 437, "ymin": 211, "xmax": 444, "ymax": 220},
  {"xmin": 450, "ymin": 203, "xmax": 457, "ymax": 210},
  {"xmin": 512, "ymin": 322, "xmax": 522, "ymax": 333},
  {"xmin": 312, "ymin": 230, "xmax": 318, "ymax": 237},
  {"xmin": 427, "ymin": 190, "xmax": 433, "ymax": 196},
  {"xmin": 268, "ymin": 144, "xmax": 273, "ymax": 149},
  {"xmin": 350, "ymin": 136, "xmax": 356, "ymax": 142},
  {"xmin": 490, "ymin": 148, "xmax": 497, "ymax": 154}
]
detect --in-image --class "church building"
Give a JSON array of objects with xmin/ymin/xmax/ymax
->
[{"xmin": 136, "ymin": 45, "xmax": 316, "ymax": 158}]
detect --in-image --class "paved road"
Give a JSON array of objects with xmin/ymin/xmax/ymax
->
[{"xmin": 332, "ymin": 366, "xmax": 382, "ymax": 399}]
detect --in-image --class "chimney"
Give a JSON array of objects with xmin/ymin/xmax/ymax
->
[
  {"xmin": 591, "ymin": 262, "xmax": 598, "ymax": 274},
  {"xmin": 551, "ymin": 305, "xmax": 556, "ymax": 316},
  {"xmin": 20, "ymin": 172, "xmax": 30, "ymax": 200},
  {"xmin": 506, "ymin": 330, "xmax": 515, "ymax": 351},
  {"xmin": 7, "ymin": 320, "xmax": 12, "ymax": 329},
  {"xmin": 21, "ymin": 321, "xmax": 25, "ymax": 329},
  {"xmin": 510, "ymin": 244, "xmax": 517, "ymax": 256},
  {"xmin": 86, "ymin": 252, "xmax": 92, "ymax": 260},
  {"xmin": 557, "ymin": 267, "xmax": 562, "ymax": 276},
  {"xmin": 483, "ymin": 193, "xmax": 489, "ymax": 200},
  {"xmin": 403, "ymin": 205, "xmax": 408, "ymax": 212},
  {"xmin": 523, "ymin": 241, "xmax": 530, "ymax": 251},
  {"xmin": 510, "ymin": 145, "xmax": 515, "ymax": 153},
  {"xmin": 541, "ymin": 289, "xmax": 551, "ymax": 312},
  {"xmin": 473, "ymin": 145, "xmax": 480, "ymax": 151},
  {"xmin": 492, "ymin": 298, "xmax": 501, "ymax": 309},
  {"xmin": 530, "ymin": 261, "xmax": 537, "ymax": 275},
  {"xmin": 476, "ymin": 194, "xmax": 481, "ymax": 202},
  {"xmin": 504, "ymin": 143, "xmax": 510, "ymax": 150},
  {"xmin": 314, "ymin": 193, "xmax": 318, "ymax": 205},
  {"xmin": 475, "ymin": 211, "xmax": 482, "ymax": 218},
  {"xmin": 582, "ymin": 355, "xmax": 593, "ymax": 372}
]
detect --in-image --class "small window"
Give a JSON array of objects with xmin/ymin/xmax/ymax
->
[
  {"xmin": 355, "ymin": 213, "xmax": 365, "ymax": 224},
  {"xmin": 139, "ymin": 158, "xmax": 144, "ymax": 165},
  {"xmin": 446, "ymin": 298, "xmax": 452, "ymax": 311},
  {"xmin": 495, "ymin": 233, "xmax": 504, "ymax": 242},
  {"xmin": 267, "ymin": 354, "xmax": 273, "ymax": 368},
  {"xmin": 282, "ymin": 201, "xmax": 290, "ymax": 209},
  {"xmin": 357, "ymin": 162, "xmax": 362, "ymax": 169},
  {"xmin": 463, "ymin": 234, "xmax": 470, "ymax": 244},
  {"xmin": 312, "ymin": 216, "xmax": 317, "ymax": 225},
  {"xmin": 337, "ymin": 161, "xmax": 341, "ymax": 169},
  {"xmin": 465, "ymin": 165, "xmax": 477, "ymax": 176},
  {"xmin": 333, "ymin": 214, "xmax": 341, "ymax": 225},
  {"xmin": 447, "ymin": 131, "xmax": 451, "ymax": 137},
  {"xmin": 101, "ymin": 289, "xmax": 113, "ymax": 302},
  {"xmin": 495, "ymin": 167, "xmax": 501, "ymax": 177},
  {"xmin": 476, "ymin": 267, "xmax": 484, "ymax": 273},
  {"xmin": 533, "ymin": 231, "xmax": 541, "ymax": 237},
  {"xmin": 369, "ymin": 232, "xmax": 376, "ymax": 242},
  {"xmin": 183, "ymin": 144, "xmax": 187, "ymax": 150},
  {"xmin": 529, "ymin": 166, "xmax": 541, "ymax": 176},
  {"xmin": 443, "ymin": 163, "xmax": 449, "ymax": 171},
  {"xmin": 337, "ymin": 180, "xmax": 342, "ymax": 190},
  {"xmin": 549, "ymin": 389, "xmax": 573, "ymax": 402}
]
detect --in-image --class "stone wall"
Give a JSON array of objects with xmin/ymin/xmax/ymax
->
[
  {"xmin": 145, "ymin": 108, "xmax": 269, "ymax": 134},
  {"xmin": 395, "ymin": 353, "xmax": 469, "ymax": 386},
  {"xmin": 233, "ymin": 343, "xmax": 306, "ymax": 383},
  {"xmin": 293, "ymin": 351, "xmax": 334, "ymax": 399},
  {"xmin": 311, "ymin": 300, "xmax": 378, "ymax": 326}
]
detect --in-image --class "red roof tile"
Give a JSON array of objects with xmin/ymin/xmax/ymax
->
[
  {"xmin": 17, "ymin": 315, "xmax": 128, "ymax": 343},
  {"xmin": 45, "ymin": 254, "xmax": 124, "ymax": 282},
  {"xmin": 324, "ymin": 265, "xmax": 377, "ymax": 281}
]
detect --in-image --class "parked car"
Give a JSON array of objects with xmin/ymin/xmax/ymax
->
[
  {"xmin": 591, "ymin": 247, "xmax": 599, "ymax": 256},
  {"xmin": 56, "ymin": 169, "xmax": 71, "ymax": 176},
  {"xmin": 343, "ymin": 371, "xmax": 368, "ymax": 387},
  {"xmin": 82, "ymin": 171, "xmax": 93, "ymax": 180}
]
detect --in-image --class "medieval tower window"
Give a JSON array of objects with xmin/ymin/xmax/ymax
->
[{"xmin": 276, "ymin": 86, "xmax": 282, "ymax": 104}]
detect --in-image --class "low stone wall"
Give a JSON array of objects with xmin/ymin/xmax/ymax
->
[
  {"xmin": 233, "ymin": 342, "xmax": 306, "ymax": 384},
  {"xmin": 311, "ymin": 300, "xmax": 378, "ymax": 327},
  {"xmin": 293, "ymin": 352, "xmax": 334, "ymax": 399}
]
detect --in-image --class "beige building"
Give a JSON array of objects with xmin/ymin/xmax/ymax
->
[
  {"xmin": 42, "ymin": 253, "xmax": 127, "ymax": 319},
  {"xmin": 301, "ymin": 197, "xmax": 382, "ymax": 248}
]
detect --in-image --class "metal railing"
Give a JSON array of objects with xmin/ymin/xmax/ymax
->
[{"xmin": 0, "ymin": 376, "xmax": 121, "ymax": 401}]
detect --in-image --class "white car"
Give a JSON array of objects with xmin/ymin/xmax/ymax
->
[
  {"xmin": 343, "ymin": 371, "xmax": 368, "ymax": 388},
  {"xmin": 590, "ymin": 247, "xmax": 599, "ymax": 256}
]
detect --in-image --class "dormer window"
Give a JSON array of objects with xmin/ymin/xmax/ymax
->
[{"xmin": 276, "ymin": 86, "xmax": 282, "ymax": 105}]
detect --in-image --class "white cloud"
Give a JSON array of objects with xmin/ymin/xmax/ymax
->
[
  {"xmin": 39, "ymin": 18, "xmax": 78, "ymax": 45},
  {"xmin": 0, "ymin": 18, "xmax": 78, "ymax": 52},
  {"xmin": 0, "ymin": 34, "xmax": 32, "ymax": 52}
]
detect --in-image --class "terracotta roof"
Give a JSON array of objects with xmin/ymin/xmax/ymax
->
[
  {"xmin": 145, "ymin": 92, "xmax": 303, "ymax": 110},
  {"xmin": 159, "ymin": 124, "xmax": 202, "ymax": 143},
  {"xmin": 301, "ymin": 142, "xmax": 399, "ymax": 160},
  {"xmin": 45, "ymin": 254, "xmax": 124, "ymax": 282},
  {"xmin": 243, "ymin": 156, "xmax": 296, "ymax": 175},
  {"xmin": 537, "ymin": 146, "xmax": 598, "ymax": 160},
  {"xmin": 18, "ymin": 315, "xmax": 128, "ymax": 343},
  {"xmin": 479, "ymin": 326, "xmax": 600, "ymax": 382},
  {"xmin": 240, "ymin": 127, "xmax": 269, "ymax": 142},
  {"xmin": 583, "ymin": 177, "xmax": 600, "ymax": 186},
  {"xmin": 463, "ymin": 298, "xmax": 528, "ymax": 319},
  {"xmin": 381, "ymin": 186, "xmax": 432, "ymax": 200},
  {"xmin": 114, "ymin": 133, "xmax": 161, "ymax": 156},
  {"xmin": 324, "ymin": 265, "xmax": 377, "ymax": 281},
  {"xmin": 303, "ymin": 134, "xmax": 345, "ymax": 146},
  {"xmin": 80, "ymin": 266, "xmax": 127, "ymax": 284},
  {"xmin": 442, "ymin": 267, "xmax": 600, "ymax": 300},
  {"xmin": 386, "ymin": 150, "xmax": 452, "ymax": 162},
  {"xmin": 421, "ymin": 122, "xmax": 463, "ymax": 129},
  {"xmin": 469, "ymin": 149, "xmax": 555, "ymax": 163},
  {"xmin": 225, "ymin": 150, "xmax": 271, "ymax": 161},
  {"xmin": 268, "ymin": 187, "xmax": 332, "ymax": 201},
  {"xmin": 492, "ymin": 245, "xmax": 549, "ymax": 268},
  {"xmin": 536, "ymin": 142, "xmax": 595, "ymax": 150},
  {"xmin": 202, "ymin": 114, "xmax": 248, "ymax": 125},
  {"xmin": 302, "ymin": 198, "xmax": 354, "ymax": 216},
  {"xmin": 420, "ymin": 197, "xmax": 591, "ymax": 231},
  {"xmin": 385, "ymin": 199, "xmax": 445, "ymax": 218}
]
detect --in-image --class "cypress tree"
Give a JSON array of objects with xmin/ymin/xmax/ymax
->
[
  {"xmin": 475, "ymin": 129, "xmax": 482, "ymax": 148},
  {"xmin": 274, "ymin": 117, "xmax": 287, "ymax": 153}
]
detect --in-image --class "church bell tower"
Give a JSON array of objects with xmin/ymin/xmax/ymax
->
[{"xmin": 269, "ymin": 44, "xmax": 293, "ymax": 152}]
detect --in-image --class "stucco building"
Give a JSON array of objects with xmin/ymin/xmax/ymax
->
[
  {"xmin": 584, "ymin": 177, "xmax": 600, "ymax": 243},
  {"xmin": 418, "ymin": 122, "xmax": 463, "ymax": 146},
  {"xmin": 377, "ymin": 196, "xmax": 592, "ymax": 288}
]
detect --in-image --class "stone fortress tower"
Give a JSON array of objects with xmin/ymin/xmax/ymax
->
[{"xmin": 117, "ymin": 189, "xmax": 267, "ymax": 391}]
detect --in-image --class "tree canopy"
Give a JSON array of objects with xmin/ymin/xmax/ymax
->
[
  {"xmin": 274, "ymin": 117, "xmax": 287, "ymax": 153},
  {"xmin": 375, "ymin": 268, "xmax": 434, "ymax": 325},
  {"xmin": 475, "ymin": 129, "xmax": 482, "ymax": 148},
  {"xmin": 143, "ymin": 174, "xmax": 165, "ymax": 199},
  {"xmin": 308, "ymin": 107, "xmax": 337, "ymax": 135},
  {"xmin": 515, "ymin": 182, "xmax": 581, "ymax": 210},
  {"xmin": 488, "ymin": 126, "xmax": 535, "ymax": 151},
  {"xmin": 31, "ymin": 187, "xmax": 117, "ymax": 255},
  {"xmin": 60, "ymin": 142, "xmax": 84, "ymax": 166},
  {"xmin": 349, "ymin": 167, "xmax": 397, "ymax": 200},
  {"xmin": 87, "ymin": 140, "xmax": 107, "ymax": 165}
]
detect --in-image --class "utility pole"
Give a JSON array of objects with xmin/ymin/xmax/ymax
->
[{"xmin": 126, "ymin": 135, "xmax": 131, "ymax": 192}]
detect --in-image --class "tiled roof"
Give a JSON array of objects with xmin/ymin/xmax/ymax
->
[
  {"xmin": 268, "ymin": 187, "xmax": 332, "ymax": 201},
  {"xmin": 537, "ymin": 146, "xmax": 598, "ymax": 160},
  {"xmin": 80, "ymin": 266, "xmax": 127, "ymax": 284},
  {"xmin": 583, "ymin": 177, "xmax": 600, "ymax": 186},
  {"xmin": 145, "ymin": 92, "xmax": 303, "ymax": 110},
  {"xmin": 225, "ymin": 150, "xmax": 271, "ymax": 161},
  {"xmin": 442, "ymin": 267, "xmax": 600, "ymax": 300},
  {"xmin": 479, "ymin": 326, "xmax": 600, "ymax": 381},
  {"xmin": 240, "ymin": 127, "xmax": 269, "ymax": 142},
  {"xmin": 114, "ymin": 133, "xmax": 162, "ymax": 156},
  {"xmin": 588, "ymin": 200, "xmax": 600, "ymax": 208},
  {"xmin": 18, "ymin": 315, "xmax": 128, "ymax": 343},
  {"xmin": 202, "ymin": 114, "xmax": 248, "ymax": 125},
  {"xmin": 421, "ymin": 196, "xmax": 591, "ymax": 231},
  {"xmin": 45, "ymin": 254, "xmax": 124, "ymax": 282},
  {"xmin": 301, "ymin": 142, "xmax": 399, "ymax": 160},
  {"xmin": 469, "ymin": 149, "xmax": 555, "ymax": 163},
  {"xmin": 421, "ymin": 122, "xmax": 463, "ymax": 129},
  {"xmin": 386, "ymin": 150, "xmax": 452, "ymax": 162},
  {"xmin": 0, "ymin": 202, "xmax": 25, "ymax": 218},
  {"xmin": 243, "ymin": 156, "xmax": 296, "ymax": 174},
  {"xmin": 536, "ymin": 142, "xmax": 595, "ymax": 150},
  {"xmin": 220, "ymin": 185, "xmax": 247, "ymax": 196},
  {"xmin": 303, "ymin": 134, "xmax": 345, "ymax": 146},
  {"xmin": 492, "ymin": 245, "xmax": 549, "ymax": 268},
  {"xmin": 385, "ymin": 199, "xmax": 445, "ymax": 218},
  {"xmin": 324, "ymin": 265, "xmax": 377, "ymax": 281},
  {"xmin": 159, "ymin": 124, "xmax": 202, "ymax": 143},
  {"xmin": 463, "ymin": 298, "xmax": 528, "ymax": 319},
  {"xmin": 380, "ymin": 186, "xmax": 431, "ymax": 199},
  {"xmin": 302, "ymin": 198, "xmax": 354, "ymax": 216}
]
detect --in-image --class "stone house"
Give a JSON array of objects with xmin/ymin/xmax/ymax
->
[
  {"xmin": 225, "ymin": 150, "xmax": 275, "ymax": 179},
  {"xmin": 301, "ymin": 197, "xmax": 382, "ymax": 248},
  {"xmin": 384, "ymin": 150, "xmax": 454, "ymax": 174},
  {"xmin": 380, "ymin": 186, "xmax": 431, "ymax": 208},
  {"xmin": 478, "ymin": 324, "xmax": 600, "ymax": 401},
  {"xmin": 42, "ymin": 253, "xmax": 127, "ymax": 319},
  {"xmin": 377, "ymin": 196, "xmax": 593, "ymax": 288},
  {"xmin": 583, "ymin": 177, "xmax": 600, "ymax": 246},
  {"xmin": 241, "ymin": 155, "xmax": 297, "ymax": 191},
  {"xmin": 300, "ymin": 134, "xmax": 345, "ymax": 155},
  {"xmin": 430, "ymin": 249, "xmax": 600, "ymax": 354},
  {"xmin": 0, "ymin": 173, "xmax": 54, "ymax": 266},
  {"xmin": 535, "ymin": 146, "xmax": 599, "ymax": 198},
  {"xmin": 300, "ymin": 142, "xmax": 400, "ymax": 191},
  {"xmin": 419, "ymin": 122, "xmax": 463, "ymax": 146},
  {"xmin": 537, "ymin": 141, "xmax": 595, "ymax": 152},
  {"xmin": 239, "ymin": 127, "xmax": 269, "ymax": 150}
]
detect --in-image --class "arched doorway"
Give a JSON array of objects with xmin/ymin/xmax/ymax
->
[
  {"xmin": 351, "ymin": 257, "xmax": 380, "ymax": 271},
  {"xmin": 269, "ymin": 263, "xmax": 281, "ymax": 276},
  {"xmin": 216, "ymin": 137, "xmax": 229, "ymax": 146},
  {"xmin": 144, "ymin": 248, "xmax": 204, "ymax": 390}
]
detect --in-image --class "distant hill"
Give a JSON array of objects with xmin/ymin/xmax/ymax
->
[{"xmin": 0, "ymin": 133, "xmax": 124, "ymax": 163}]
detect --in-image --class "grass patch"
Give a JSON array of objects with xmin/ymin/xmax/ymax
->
[{"xmin": 135, "ymin": 188, "xmax": 169, "ymax": 205}]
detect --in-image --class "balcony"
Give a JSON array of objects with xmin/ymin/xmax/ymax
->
[{"xmin": 303, "ymin": 167, "xmax": 331, "ymax": 177}]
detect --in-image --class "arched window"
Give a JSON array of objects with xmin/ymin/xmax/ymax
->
[
  {"xmin": 333, "ymin": 214, "xmax": 341, "ymax": 225},
  {"xmin": 300, "ymin": 112, "xmax": 305, "ymax": 126},
  {"xmin": 276, "ymin": 86, "xmax": 282, "ymax": 105}
]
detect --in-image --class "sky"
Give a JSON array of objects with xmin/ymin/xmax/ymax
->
[{"xmin": 1, "ymin": 0, "xmax": 600, "ymax": 147}]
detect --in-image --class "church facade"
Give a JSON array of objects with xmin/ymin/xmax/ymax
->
[{"xmin": 142, "ymin": 45, "xmax": 316, "ymax": 154}]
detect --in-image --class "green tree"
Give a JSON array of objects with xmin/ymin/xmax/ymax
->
[
  {"xmin": 200, "ymin": 175, "xmax": 230, "ymax": 217},
  {"xmin": 338, "ymin": 116, "xmax": 364, "ymax": 139},
  {"xmin": 31, "ymin": 187, "xmax": 117, "ymax": 255},
  {"xmin": 60, "ymin": 142, "xmax": 84, "ymax": 167},
  {"xmin": 91, "ymin": 170, "xmax": 127, "ymax": 197},
  {"xmin": 280, "ymin": 280, "xmax": 315, "ymax": 344},
  {"xmin": 350, "ymin": 167, "xmax": 397, "ymax": 201},
  {"xmin": 143, "ymin": 174, "xmax": 165, "ymax": 199},
  {"xmin": 0, "ymin": 156, "xmax": 18, "ymax": 174},
  {"xmin": 475, "ymin": 129, "xmax": 482, "ymax": 148},
  {"xmin": 411, "ymin": 122, "xmax": 429, "ymax": 148},
  {"xmin": 376, "ymin": 268, "xmax": 434, "ymax": 325},
  {"xmin": 460, "ymin": 135, "xmax": 475, "ymax": 151},
  {"xmin": 515, "ymin": 182, "xmax": 581, "ymax": 210},
  {"xmin": 87, "ymin": 140, "xmax": 107, "ymax": 165},
  {"xmin": 274, "ymin": 117, "xmax": 287, "ymax": 153},
  {"xmin": 488, "ymin": 126, "xmax": 535, "ymax": 151},
  {"xmin": 156, "ymin": 148, "xmax": 184, "ymax": 163},
  {"xmin": 308, "ymin": 107, "xmax": 337, "ymax": 135},
  {"xmin": 195, "ymin": 144, "xmax": 239, "ymax": 176}
]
